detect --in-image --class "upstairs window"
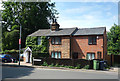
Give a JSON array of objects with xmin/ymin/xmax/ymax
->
[
  {"xmin": 51, "ymin": 37, "xmax": 61, "ymax": 45},
  {"xmin": 88, "ymin": 36, "xmax": 96, "ymax": 45},
  {"xmin": 38, "ymin": 37, "xmax": 41, "ymax": 45}
]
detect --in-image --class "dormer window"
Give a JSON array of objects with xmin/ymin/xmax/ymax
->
[
  {"xmin": 51, "ymin": 37, "xmax": 61, "ymax": 45},
  {"xmin": 38, "ymin": 37, "xmax": 41, "ymax": 45}
]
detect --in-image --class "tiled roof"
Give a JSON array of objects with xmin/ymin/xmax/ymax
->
[
  {"xmin": 28, "ymin": 27, "xmax": 106, "ymax": 36},
  {"xmin": 74, "ymin": 27, "xmax": 106, "ymax": 36}
]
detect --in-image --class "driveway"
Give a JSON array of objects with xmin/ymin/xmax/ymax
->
[{"xmin": 2, "ymin": 66, "xmax": 118, "ymax": 79}]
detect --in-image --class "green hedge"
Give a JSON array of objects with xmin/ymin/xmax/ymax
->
[{"xmin": 32, "ymin": 52, "xmax": 49, "ymax": 58}]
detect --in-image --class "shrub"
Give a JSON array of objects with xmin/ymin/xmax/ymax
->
[
  {"xmin": 75, "ymin": 64, "xmax": 81, "ymax": 69},
  {"xmin": 48, "ymin": 63, "xmax": 54, "ymax": 67},
  {"xmin": 83, "ymin": 65, "xmax": 89, "ymax": 69},
  {"xmin": 60, "ymin": 65, "xmax": 64, "ymax": 67},
  {"xmin": 64, "ymin": 66, "xmax": 74, "ymax": 69},
  {"xmin": 55, "ymin": 63, "xmax": 59, "ymax": 67},
  {"xmin": 42, "ymin": 61, "xmax": 48, "ymax": 66}
]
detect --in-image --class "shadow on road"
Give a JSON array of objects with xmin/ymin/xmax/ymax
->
[{"xmin": 2, "ymin": 64, "xmax": 35, "ymax": 79}]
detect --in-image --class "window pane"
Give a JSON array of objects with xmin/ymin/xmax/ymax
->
[
  {"xmin": 52, "ymin": 38, "xmax": 54, "ymax": 44},
  {"xmin": 38, "ymin": 37, "xmax": 41, "ymax": 45},
  {"xmin": 93, "ymin": 37, "xmax": 96, "ymax": 44},
  {"xmin": 58, "ymin": 52, "xmax": 61, "ymax": 58},
  {"xmin": 55, "ymin": 52, "xmax": 57, "ymax": 58},
  {"xmin": 88, "ymin": 37, "xmax": 92, "ymax": 44},
  {"xmin": 58, "ymin": 38, "xmax": 61, "ymax": 44},
  {"xmin": 51, "ymin": 52, "xmax": 54, "ymax": 58},
  {"xmin": 87, "ymin": 54, "xmax": 91, "ymax": 60},
  {"xmin": 55, "ymin": 37, "xmax": 59, "ymax": 44},
  {"xmin": 92, "ymin": 54, "xmax": 95, "ymax": 59}
]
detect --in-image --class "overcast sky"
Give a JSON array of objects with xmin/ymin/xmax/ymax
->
[{"xmin": 0, "ymin": 0, "xmax": 118, "ymax": 31}]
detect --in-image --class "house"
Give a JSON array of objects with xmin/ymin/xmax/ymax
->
[{"xmin": 28, "ymin": 21, "xmax": 107, "ymax": 60}]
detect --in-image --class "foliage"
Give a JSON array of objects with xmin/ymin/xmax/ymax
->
[
  {"xmin": 48, "ymin": 63, "xmax": 54, "ymax": 67},
  {"xmin": 1, "ymin": 2, "xmax": 58, "ymax": 51},
  {"xmin": 42, "ymin": 61, "xmax": 48, "ymax": 66},
  {"xmin": 1, "ymin": 49, "xmax": 21, "ymax": 54},
  {"xmin": 83, "ymin": 65, "xmax": 89, "ymax": 69},
  {"xmin": 26, "ymin": 36, "xmax": 49, "ymax": 57},
  {"xmin": 64, "ymin": 66, "xmax": 74, "ymax": 69},
  {"xmin": 32, "ymin": 53, "xmax": 49, "ymax": 58},
  {"xmin": 75, "ymin": 64, "xmax": 81, "ymax": 69},
  {"xmin": 55, "ymin": 63, "xmax": 59, "ymax": 67},
  {"xmin": 107, "ymin": 24, "xmax": 120, "ymax": 55}
]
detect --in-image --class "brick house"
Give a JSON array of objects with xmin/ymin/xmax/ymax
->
[{"xmin": 28, "ymin": 21, "xmax": 107, "ymax": 60}]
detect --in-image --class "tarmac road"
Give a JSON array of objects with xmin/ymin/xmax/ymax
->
[{"xmin": 2, "ymin": 66, "xmax": 118, "ymax": 79}]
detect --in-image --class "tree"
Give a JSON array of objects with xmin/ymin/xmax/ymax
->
[
  {"xmin": 1, "ymin": 2, "xmax": 58, "ymax": 51},
  {"xmin": 107, "ymin": 24, "xmax": 120, "ymax": 55}
]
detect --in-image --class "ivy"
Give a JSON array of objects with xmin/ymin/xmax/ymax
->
[{"xmin": 26, "ymin": 36, "xmax": 49, "ymax": 56}]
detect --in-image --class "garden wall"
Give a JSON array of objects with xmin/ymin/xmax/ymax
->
[{"xmin": 33, "ymin": 58, "xmax": 93, "ymax": 69}]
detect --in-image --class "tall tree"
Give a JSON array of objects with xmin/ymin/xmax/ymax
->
[
  {"xmin": 107, "ymin": 24, "xmax": 120, "ymax": 55},
  {"xmin": 2, "ymin": 2, "xmax": 58, "ymax": 51}
]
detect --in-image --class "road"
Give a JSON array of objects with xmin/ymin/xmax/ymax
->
[{"xmin": 2, "ymin": 66, "xmax": 118, "ymax": 79}]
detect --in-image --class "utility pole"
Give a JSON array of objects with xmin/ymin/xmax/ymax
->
[
  {"xmin": 16, "ymin": 18, "xmax": 21, "ymax": 66},
  {"xmin": 19, "ymin": 22, "xmax": 22, "ymax": 66}
]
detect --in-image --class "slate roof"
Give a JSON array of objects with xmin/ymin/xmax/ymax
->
[
  {"xmin": 74, "ymin": 27, "xmax": 106, "ymax": 36},
  {"xmin": 28, "ymin": 27, "xmax": 106, "ymax": 36},
  {"xmin": 28, "ymin": 29, "xmax": 51, "ymax": 36},
  {"xmin": 28, "ymin": 28, "xmax": 77, "ymax": 36}
]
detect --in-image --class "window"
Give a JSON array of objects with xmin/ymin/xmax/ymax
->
[
  {"xmin": 38, "ymin": 37, "xmax": 41, "ymax": 45},
  {"xmin": 86, "ymin": 53, "xmax": 95, "ymax": 60},
  {"xmin": 51, "ymin": 51, "xmax": 61, "ymax": 58},
  {"xmin": 51, "ymin": 37, "xmax": 61, "ymax": 45},
  {"xmin": 88, "ymin": 36, "xmax": 96, "ymax": 45},
  {"xmin": 97, "ymin": 51, "xmax": 102, "ymax": 59}
]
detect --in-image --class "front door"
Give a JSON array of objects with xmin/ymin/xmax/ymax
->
[{"xmin": 28, "ymin": 51, "xmax": 30, "ymax": 63}]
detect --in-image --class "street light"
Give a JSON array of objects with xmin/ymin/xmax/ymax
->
[{"xmin": 16, "ymin": 19, "xmax": 21, "ymax": 66}]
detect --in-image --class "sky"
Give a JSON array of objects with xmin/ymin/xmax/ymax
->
[
  {"xmin": 0, "ymin": 1, "xmax": 118, "ymax": 31},
  {"xmin": 55, "ymin": 2, "xmax": 118, "ymax": 31}
]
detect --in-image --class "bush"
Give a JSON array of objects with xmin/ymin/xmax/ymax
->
[
  {"xmin": 64, "ymin": 66, "xmax": 74, "ymax": 69},
  {"xmin": 55, "ymin": 63, "xmax": 59, "ymax": 67},
  {"xmin": 42, "ymin": 61, "xmax": 48, "ymax": 66},
  {"xmin": 75, "ymin": 64, "xmax": 81, "ymax": 69},
  {"xmin": 83, "ymin": 65, "xmax": 89, "ymax": 69},
  {"xmin": 48, "ymin": 63, "xmax": 54, "ymax": 67},
  {"xmin": 60, "ymin": 65, "xmax": 64, "ymax": 67}
]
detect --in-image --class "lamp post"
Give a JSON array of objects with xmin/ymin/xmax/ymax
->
[{"xmin": 16, "ymin": 19, "xmax": 21, "ymax": 66}]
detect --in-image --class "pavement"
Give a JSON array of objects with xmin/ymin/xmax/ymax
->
[{"xmin": 2, "ymin": 61, "xmax": 119, "ymax": 73}]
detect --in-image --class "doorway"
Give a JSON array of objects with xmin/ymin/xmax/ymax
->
[{"xmin": 27, "ymin": 51, "xmax": 30, "ymax": 63}]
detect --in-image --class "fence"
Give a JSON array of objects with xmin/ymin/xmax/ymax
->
[
  {"xmin": 33, "ymin": 58, "xmax": 93, "ymax": 69},
  {"xmin": 105, "ymin": 54, "xmax": 120, "ymax": 66}
]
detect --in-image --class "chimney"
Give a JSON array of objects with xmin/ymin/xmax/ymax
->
[{"xmin": 51, "ymin": 19, "xmax": 60, "ymax": 31}]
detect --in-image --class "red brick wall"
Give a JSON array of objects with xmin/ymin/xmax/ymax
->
[
  {"xmin": 71, "ymin": 35, "xmax": 104, "ymax": 59},
  {"xmin": 49, "ymin": 36, "xmax": 70, "ymax": 58}
]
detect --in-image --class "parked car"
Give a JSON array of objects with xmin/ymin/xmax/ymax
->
[
  {"xmin": 0, "ymin": 54, "xmax": 17, "ymax": 63},
  {"xmin": 20, "ymin": 54, "xmax": 24, "ymax": 61}
]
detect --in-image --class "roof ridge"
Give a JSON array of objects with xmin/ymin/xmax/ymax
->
[{"xmin": 78, "ymin": 27, "xmax": 106, "ymax": 29}]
